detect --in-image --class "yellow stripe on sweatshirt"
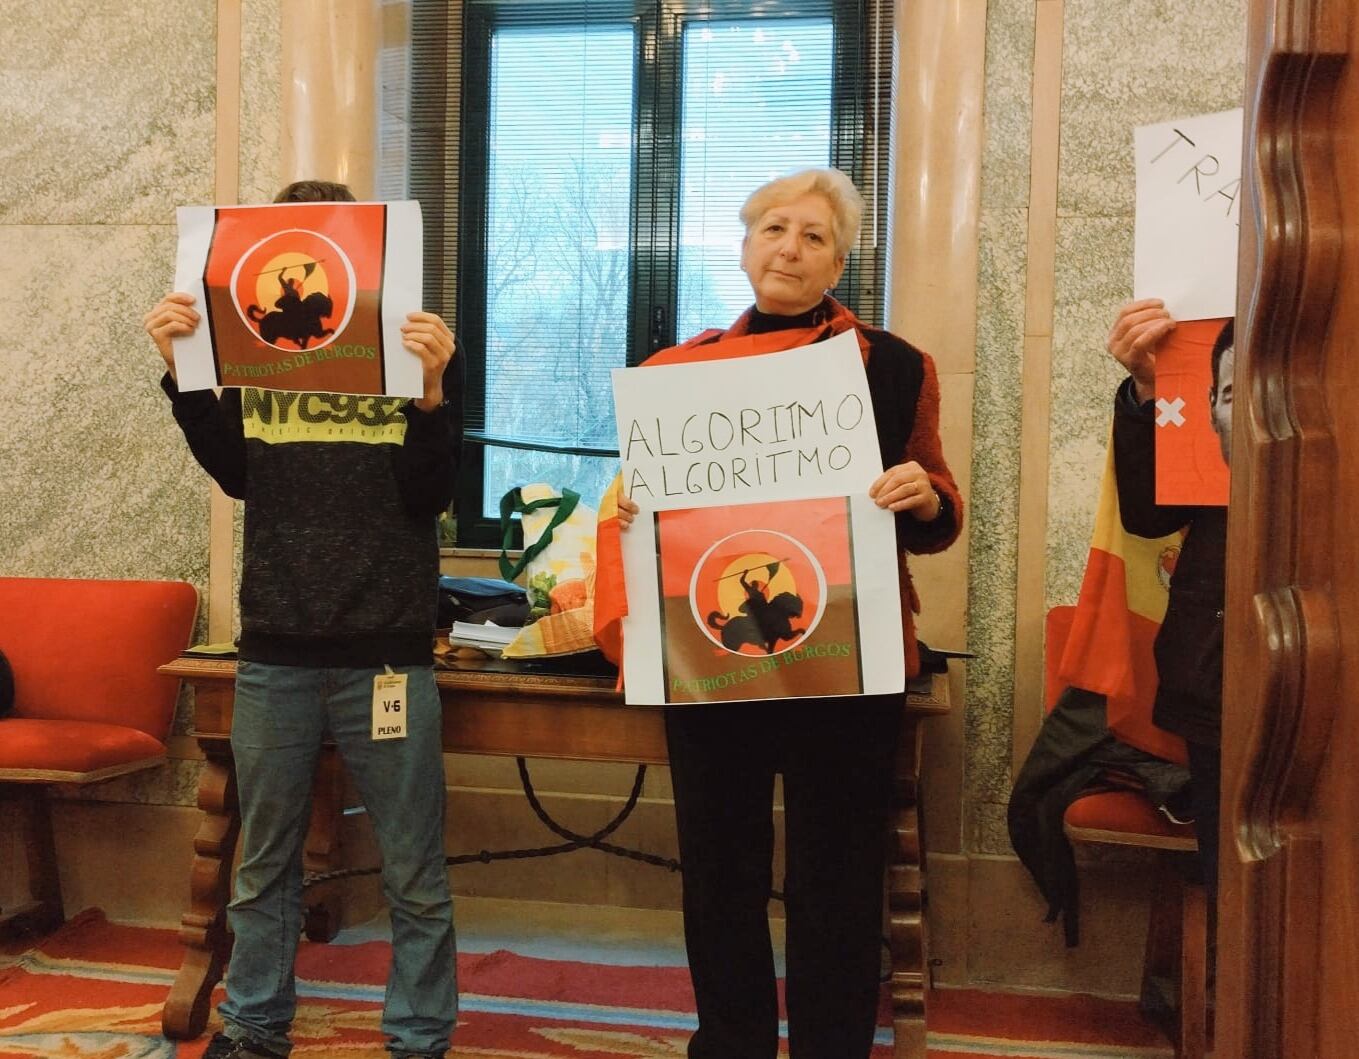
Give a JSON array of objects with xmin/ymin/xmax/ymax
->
[{"xmin": 240, "ymin": 388, "xmax": 408, "ymax": 445}]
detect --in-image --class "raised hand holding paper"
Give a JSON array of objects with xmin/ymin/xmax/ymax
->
[{"xmin": 171, "ymin": 200, "xmax": 424, "ymax": 396}]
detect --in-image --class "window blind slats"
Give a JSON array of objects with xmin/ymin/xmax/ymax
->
[{"xmin": 406, "ymin": 0, "xmax": 892, "ymax": 542}]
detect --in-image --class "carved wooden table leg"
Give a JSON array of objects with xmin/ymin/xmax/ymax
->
[
  {"xmin": 888, "ymin": 714, "xmax": 927, "ymax": 1058},
  {"xmin": 162, "ymin": 738, "xmax": 239, "ymax": 1039},
  {"xmin": 303, "ymin": 745, "xmax": 344, "ymax": 942}
]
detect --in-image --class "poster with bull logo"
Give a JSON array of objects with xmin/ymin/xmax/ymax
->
[
  {"xmin": 170, "ymin": 200, "xmax": 423, "ymax": 397},
  {"xmin": 610, "ymin": 332, "xmax": 904, "ymax": 705}
]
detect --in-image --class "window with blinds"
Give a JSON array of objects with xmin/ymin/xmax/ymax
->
[{"xmin": 406, "ymin": 0, "xmax": 892, "ymax": 546}]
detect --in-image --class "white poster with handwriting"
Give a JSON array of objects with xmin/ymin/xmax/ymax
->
[
  {"xmin": 610, "ymin": 331, "xmax": 905, "ymax": 706},
  {"xmin": 1134, "ymin": 108, "xmax": 1244, "ymax": 321}
]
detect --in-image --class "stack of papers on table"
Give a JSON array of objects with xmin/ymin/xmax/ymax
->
[{"xmin": 450, "ymin": 621, "xmax": 518, "ymax": 656}]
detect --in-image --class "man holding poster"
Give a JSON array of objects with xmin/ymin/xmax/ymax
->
[
  {"xmin": 1124, "ymin": 106, "xmax": 1241, "ymax": 908},
  {"xmin": 145, "ymin": 180, "xmax": 462, "ymax": 1059},
  {"xmin": 1107, "ymin": 298, "xmax": 1231, "ymax": 907},
  {"xmin": 1134, "ymin": 107, "xmax": 1240, "ymax": 504},
  {"xmin": 595, "ymin": 168, "xmax": 962, "ymax": 1059}
]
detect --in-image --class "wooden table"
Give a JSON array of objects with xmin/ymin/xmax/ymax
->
[{"xmin": 158, "ymin": 656, "xmax": 950, "ymax": 1056}]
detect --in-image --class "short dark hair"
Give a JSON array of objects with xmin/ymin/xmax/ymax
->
[
  {"xmin": 273, "ymin": 180, "xmax": 357, "ymax": 204},
  {"xmin": 1210, "ymin": 318, "xmax": 1235, "ymax": 400}
]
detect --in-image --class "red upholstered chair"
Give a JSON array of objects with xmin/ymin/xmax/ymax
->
[
  {"xmin": 0, "ymin": 577, "xmax": 198, "ymax": 936},
  {"xmin": 1045, "ymin": 606, "xmax": 1207, "ymax": 1059}
]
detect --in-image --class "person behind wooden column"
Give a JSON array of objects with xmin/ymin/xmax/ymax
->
[
  {"xmin": 1106, "ymin": 301, "xmax": 1232, "ymax": 904},
  {"xmin": 143, "ymin": 180, "xmax": 465, "ymax": 1059},
  {"xmin": 598, "ymin": 168, "xmax": 964, "ymax": 1059}
]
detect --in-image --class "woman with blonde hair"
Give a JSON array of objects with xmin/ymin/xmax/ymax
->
[{"xmin": 596, "ymin": 168, "xmax": 963, "ymax": 1058}]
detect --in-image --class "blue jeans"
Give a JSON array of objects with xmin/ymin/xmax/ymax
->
[{"xmin": 219, "ymin": 662, "xmax": 456, "ymax": 1057}]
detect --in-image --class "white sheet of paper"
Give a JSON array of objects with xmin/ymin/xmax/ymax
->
[
  {"xmin": 1133, "ymin": 108, "xmax": 1244, "ymax": 322},
  {"xmin": 610, "ymin": 332, "xmax": 905, "ymax": 704},
  {"xmin": 171, "ymin": 206, "xmax": 220, "ymax": 393},
  {"xmin": 381, "ymin": 202, "xmax": 424, "ymax": 398},
  {"xmin": 171, "ymin": 200, "xmax": 424, "ymax": 397}
]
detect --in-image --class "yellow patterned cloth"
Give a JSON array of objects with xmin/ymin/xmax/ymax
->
[{"xmin": 502, "ymin": 484, "xmax": 599, "ymax": 658}]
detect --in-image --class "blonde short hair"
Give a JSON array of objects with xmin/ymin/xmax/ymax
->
[{"xmin": 739, "ymin": 168, "xmax": 863, "ymax": 259}]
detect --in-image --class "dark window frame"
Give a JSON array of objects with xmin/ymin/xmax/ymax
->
[{"xmin": 414, "ymin": 0, "xmax": 891, "ymax": 547}]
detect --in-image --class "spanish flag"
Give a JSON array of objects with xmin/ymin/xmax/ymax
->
[{"xmin": 1056, "ymin": 439, "xmax": 1187, "ymax": 764}]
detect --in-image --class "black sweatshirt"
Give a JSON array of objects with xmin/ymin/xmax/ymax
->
[
  {"xmin": 1112, "ymin": 377, "xmax": 1225, "ymax": 746},
  {"xmin": 162, "ymin": 356, "xmax": 464, "ymax": 667}
]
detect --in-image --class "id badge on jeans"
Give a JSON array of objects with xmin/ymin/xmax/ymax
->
[{"xmin": 372, "ymin": 666, "xmax": 408, "ymax": 741}]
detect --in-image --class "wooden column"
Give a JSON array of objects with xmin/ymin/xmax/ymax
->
[{"xmin": 280, "ymin": 0, "xmax": 383, "ymax": 196}]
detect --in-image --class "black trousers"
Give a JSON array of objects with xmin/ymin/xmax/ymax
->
[
  {"xmin": 665, "ymin": 694, "xmax": 902, "ymax": 1059},
  {"xmin": 1185, "ymin": 739, "xmax": 1221, "ymax": 905}
]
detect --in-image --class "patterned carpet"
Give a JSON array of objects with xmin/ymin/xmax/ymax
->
[{"xmin": 0, "ymin": 911, "xmax": 1172, "ymax": 1058}]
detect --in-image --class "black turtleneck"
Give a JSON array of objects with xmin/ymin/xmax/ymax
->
[{"xmin": 744, "ymin": 299, "xmax": 837, "ymax": 334}]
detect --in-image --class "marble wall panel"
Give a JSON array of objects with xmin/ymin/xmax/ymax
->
[
  {"xmin": 965, "ymin": 205, "xmax": 1029, "ymax": 854},
  {"xmin": 965, "ymin": 0, "xmax": 1036, "ymax": 857},
  {"xmin": 1058, "ymin": 0, "xmax": 1248, "ymax": 219},
  {"xmin": 968, "ymin": 0, "xmax": 1245, "ymax": 862},
  {"xmin": 63, "ymin": 758, "xmax": 203, "ymax": 807},
  {"xmin": 1045, "ymin": 217, "xmax": 1136, "ymax": 607},
  {"xmin": 240, "ymin": 0, "xmax": 284, "ymax": 204},
  {"xmin": 967, "ymin": 800, "xmax": 1014, "ymax": 856},
  {"xmin": 378, "ymin": 0, "xmax": 413, "ymax": 200},
  {"xmin": 0, "ymin": 1, "xmax": 224, "ymax": 806},
  {"xmin": 0, "ymin": 2, "xmax": 215, "ymax": 224},
  {"xmin": 0, "ymin": 225, "xmax": 209, "ymax": 584},
  {"xmin": 979, "ymin": 0, "xmax": 1036, "ymax": 212}
]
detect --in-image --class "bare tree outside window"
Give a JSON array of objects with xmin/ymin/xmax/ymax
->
[{"xmin": 474, "ymin": 17, "xmax": 837, "ymax": 520}]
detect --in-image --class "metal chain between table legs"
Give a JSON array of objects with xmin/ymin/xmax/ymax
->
[
  {"xmin": 301, "ymin": 758, "xmax": 679, "ymax": 888},
  {"xmin": 298, "ymin": 758, "xmax": 890, "ymax": 977}
]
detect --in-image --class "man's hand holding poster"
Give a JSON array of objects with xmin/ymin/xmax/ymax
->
[
  {"xmin": 610, "ymin": 331, "xmax": 904, "ymax": 706},
  {"xmin": 171, "ymin": 200, "xmax": 424, "ymax": 397}
]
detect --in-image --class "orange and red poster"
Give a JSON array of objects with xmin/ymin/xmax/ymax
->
[
  {"xmin": 170, "ymin": 200, "xmax": 423, "ymax": 397},
  {"xmin": 655, "ymin": 498, "xmax": 862, "ymax": 704},
  {"xmin": 609, "ymin": 332, "xmax": 903, "ymax": 705},
  {"xmin": 1153, "ymin": 317, "xmax": 1230, "ymax": 506}
]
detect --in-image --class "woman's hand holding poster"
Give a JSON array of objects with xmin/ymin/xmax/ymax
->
[{"xmin": 610, "ymin": 331, "xmax": 904, "ymax": 706}]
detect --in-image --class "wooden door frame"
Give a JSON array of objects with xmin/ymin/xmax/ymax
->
[{"xmin": 1221, "ymin": 0, "xmax": 1350, "ymax": 1055}]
